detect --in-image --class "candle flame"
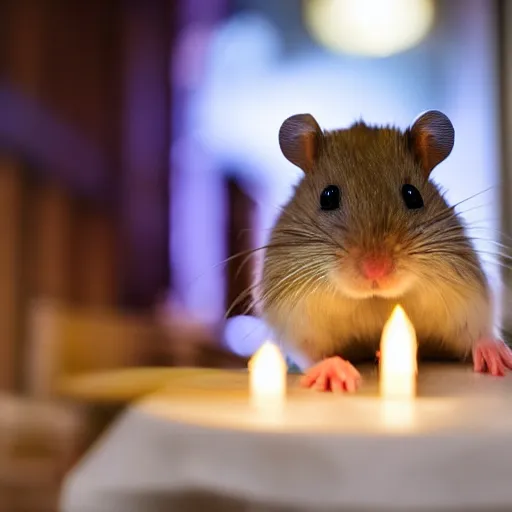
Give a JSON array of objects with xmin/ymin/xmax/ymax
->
[
  {"xmin": 248, "ymin": 341, "xmax": 287, "ymax": 409},
  {"xmin": 379, "ymin": 305, "xmax": 417, "ymax": 399}
]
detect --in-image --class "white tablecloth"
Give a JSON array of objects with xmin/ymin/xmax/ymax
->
[{"xmin": 60, "ymin": 365, "xmax": 512, "ymax": 512}]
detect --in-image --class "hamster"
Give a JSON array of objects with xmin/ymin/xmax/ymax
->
[{"xmin": 259, "ymin": 110, "xmax": 512, "ymax": 392}]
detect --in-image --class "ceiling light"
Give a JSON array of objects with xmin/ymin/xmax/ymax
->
[{"xmin": 303, "ymin": 0, "xmax": 435, "ymax": 57}]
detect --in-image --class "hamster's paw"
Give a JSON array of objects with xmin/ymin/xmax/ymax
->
[
  {"xmin": 300, "ymin": 356, "xmax": 361, "ymax": 393},
  {"xmin": 472, "ymin": 338, "xmax": 512, "ymax": 376}
]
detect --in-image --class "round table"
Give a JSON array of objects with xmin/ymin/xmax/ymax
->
[{"xmin": 60, "ymin": 364, "xmax": 512, "ymax": 512}]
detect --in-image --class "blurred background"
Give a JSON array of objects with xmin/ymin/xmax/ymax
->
[{"xmin": 0, "ymin": 0, "xmax": 511, "ymax": 509}]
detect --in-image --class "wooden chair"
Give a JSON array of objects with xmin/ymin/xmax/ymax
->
[{"xmin": 25, "ymin": 298, "xmax": 158, "ymax": 400}]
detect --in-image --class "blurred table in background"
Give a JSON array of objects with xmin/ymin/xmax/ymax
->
[
  {"xmin": 56, "ymin": 367, "xmax": 237, "ymax": 405},
  {"xmin": 26, "ymin": 298, "xmax": 246, "ymax": 401}
]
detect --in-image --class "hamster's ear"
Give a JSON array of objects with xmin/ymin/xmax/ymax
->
[
  {"xmin": 279, "ymin": 114, "xmax": 323, "ymax": 173},
  {"xmin": 407, "ymin": 110, "xmax": 454, "ymax": 177}
]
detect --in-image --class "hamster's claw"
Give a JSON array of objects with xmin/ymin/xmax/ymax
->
[
  {"xmin": 300, "ymin": 356, "xmax": 361, "ymax": 393},
  {"xmin": 472, "ymin": 338, "xmax": 512, "ymax": 376}
]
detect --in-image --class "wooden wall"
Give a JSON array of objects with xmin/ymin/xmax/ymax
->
[{"xmin": 0, "ymin": 0, "xmax": 174, "ymax": 390}]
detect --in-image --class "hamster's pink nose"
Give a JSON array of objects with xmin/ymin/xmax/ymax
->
[{"xmin": 360, "ymin": 256, "xmax": 393, "ymax": 280}]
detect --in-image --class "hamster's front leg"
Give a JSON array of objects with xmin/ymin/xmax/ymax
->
[
  {"xmin": 472, "ymin": 338, "xmax": 512, "ymax": 376},
  {"xmin": 300, "ymin": 356, "xmax": 361, "ymax": 392}
]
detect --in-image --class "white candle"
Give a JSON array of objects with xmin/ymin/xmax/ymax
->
[
  {"xmin": 248, "ymin": 341, "xmax": 287, "ymax": 411},
  {"xmin": 379, "ymin": 305, "xmax": 418, "ymax": 399}
]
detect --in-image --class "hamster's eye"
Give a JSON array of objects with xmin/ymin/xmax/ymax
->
[
  {"xmin": 320, "ymin": 185, "xmax": 340, "ymax": 211},
  {"xmin": 402, "ymin": 184, "xmax": 424, "ymax": 210}
]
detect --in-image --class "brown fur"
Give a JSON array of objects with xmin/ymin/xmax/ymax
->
[{"xmin": 259, "ymin": 114, "xmax": 491, "ymax": 367}]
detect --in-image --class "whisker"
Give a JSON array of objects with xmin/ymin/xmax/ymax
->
[
  {"xmin": 468, "ymin": 227, "xmax": 512, "ymax": 245},
  {"xmin": 224, "ymin": 281, "xmax": 262, "ymax": 319},
  {"xmin": 475, "ymin": 250, "xmax": 512, "ymax": 262},
  {"xmin": 262, "ymin": 262, "xmax": 330, "ymax": 306},
  {"xmin": 449, "ymin": 187, "xmax": 495, "ymax": 210}
]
